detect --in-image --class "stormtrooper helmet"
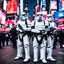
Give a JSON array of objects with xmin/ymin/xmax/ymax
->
[
  {"xmin": 47, "ymin": 14, "xmax": 52, "ymax": 22},
  {"xmin": 36, "ymin": 12, "xmax": 42, "ymax": 17},
  {"xmin": 20, "ymin": 12, "xmax": 26, "ymax": 21},
  {"xmin": 35, "ymin": 12, "xmax": 44, "ymax": 22}
]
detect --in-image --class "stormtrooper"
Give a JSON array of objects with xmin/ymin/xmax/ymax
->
[
  {"xmin": 45, "ymin": 14, "xmax": 57, "ymax": 62},
  {"xmin": 14, "ymin": 12, "xmax": 31, "ymax": 62},
  {"xmin": 31, "ymin": 12, "xmax": 47, "ymax": 63}
]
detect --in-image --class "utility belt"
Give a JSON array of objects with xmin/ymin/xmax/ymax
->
[
  {"xmin": 32, "ymin": 29, "xmax": 47, "ymax": 35},
  {"xmin": 17, "ymin": 33, "xmax": 26, "ymax": 42},
  {"xmin": 17, "ymin": 31, "xmax": 31, "ymax": 41},
  {"xmin": 36, "ymin": 35, "xmax": 43, "ymax": 45},
  {"xmin": 32, "ymin": 31, "xmax": 47, "ymax": 45}
]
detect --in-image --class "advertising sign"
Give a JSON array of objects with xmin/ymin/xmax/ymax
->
[
  {"xmin": 7, "ymin": 0, "xmax": 18, "ymax": 14},
  {"xmin": 60, "ymin": 0, "xmax": 64, "ymax": 2},
  {"xmin": 62, "ymin": 1, "xmax": 64, "ymax": 10},
  {"xmin": 0, "ymin": 10, "xmax": 6, "ymax": 24},
  {"xmin": 54, "ymin": 11, "xmax": 64, "ymax": 22},
  {"xmin": 59, "ymin": 1, "xmax": 64, "ymax": 11},
  {"xmin": 41, "ymin": 0, "xmax": 46, "ymax": 4},
  {"xmin": 59, "ymin": 2, "xmax": 62, "ymax": 11},
  {"xmin": 41, "ymin": 0, "xmax": 46, "ymax": 11},
  {"xmin": 50, "ymin": 1, "xmax": 57, "ymax": 10}
]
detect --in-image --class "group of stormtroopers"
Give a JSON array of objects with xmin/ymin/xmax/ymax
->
[{"xmin": 14, "ymin": 12, "xmax": 58, "ymax": 63}]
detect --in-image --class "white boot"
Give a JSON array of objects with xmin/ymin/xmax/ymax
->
[
  {"xmin": 40, "ymin": 38, "xmax": 47, "ymax": 63},
  {"xmin": 42, "ymin": 59, "xmax": 47, "ymax": 63},
  {"xmin": 34, "ymin": 58, "xmax": 38, "ymax": 62},
  {"xmin": 47, "ymin": 57, "xmax": 56, "ymax": 61},
  {"xmin": 23, "ymin": 45, "xmax": 30, "ymax": 62},
  {"xmin": 47, "ymin": 47, "xmax": 56, "ymax": 61},
  {"xmin": 40, "ymin": 47, "xmax": 47, "ymax": 63},
  {"xmin": 14, "ymin": 46, "xmax": 23, "ymax": 60},
  {"xmin": 33, "ymin": 47, "xmax": 38, "ymax": 62}
]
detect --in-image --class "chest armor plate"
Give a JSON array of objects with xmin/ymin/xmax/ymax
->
[
  {"xmin": 35, "ymin": 20, "xmax": 45, "ymax": 30},
  {"xmin": 18, "ymin": 20, "xmax": 26, "ymax": 29}
]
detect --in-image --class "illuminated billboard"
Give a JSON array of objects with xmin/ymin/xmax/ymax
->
[
  {"xmin": 0, "ymin": 10, "xmax": 6, "ymax": 24},
  {"xmin": 54, "ymin": 11, "xmax": 64, "ymax": 22},
  {"xmin": 50, "ymin": 1, "xmax": 57, "ymax": 10},
  {"xmin": 41, "ymin": 0, "xmax": 46, "ymax": 4},
  {"xmin": 59, "ymin": 2, "xmax": 62, "ymax": 11},
  {"xmin": 62, "ymin": 1, "xmax": 64, "ymax": 10},
  {"xmin": 60, "ymin": 0, "xmax": 64, "ymax": 2},
  {"xmin": 59, "ymin": 0, "xmax": 64, "ymax": 11},
  {"xmin": 41, "ymin": 0, "xmax": 46, "ymax": 11},
  {"xmin": 7, "ymin": 0, "xmax": 18, "ymax": 14}
]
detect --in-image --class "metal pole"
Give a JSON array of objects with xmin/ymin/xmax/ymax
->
[
  {"xmin": 20, "ymin": 0, "xmax": 23, "ymax": 13},
  {"xmin": 3, "ymin": 0, "xmax": 7, "ymax": 11}
]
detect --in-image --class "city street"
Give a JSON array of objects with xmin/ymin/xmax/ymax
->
[
  {"xmin": 0, "ymin": 45, "xmax": 64, "ymax": 64},
  {"xmin": 0, "ymin": 0, "xmax": 64, "ymax": 64}
]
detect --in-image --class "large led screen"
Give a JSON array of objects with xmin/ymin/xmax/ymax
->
[
  {"xmin": 59, "ymin": 1, "xmax": 64, "ymax": 11},
  {"xmin": 7, "ymin": 0, "xmax": 18, "ymax": 14},
  {"xmin": 50, "ymin": 1, "xmax": 57, "ymax": 10},
  {"xmin": 41, "ymin": 0, "xmax": 46, "ymax": 4},
  {"xmin": 54, "ymin": 11, "xmax": 64, "ymax": 22}
]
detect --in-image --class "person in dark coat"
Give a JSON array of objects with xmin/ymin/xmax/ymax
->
[
  {"xmin": 10, "ymin": 27, "xmax": 17, "ymax": 48},
  {"xmin": 5, "ymin": 31, "xmax": 10, "ymax": 46},
  {"xmin": 1, "ymin": 32, "xmax": 5, "ymax": 47},
  {"xmin": 0, "ymin": 32, "xmax": 2, "ymax": 48}
]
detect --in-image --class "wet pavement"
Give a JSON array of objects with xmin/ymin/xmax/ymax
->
[{"xmin": 0, "ymin": 46, "xmax": 64, "ymax": 64}]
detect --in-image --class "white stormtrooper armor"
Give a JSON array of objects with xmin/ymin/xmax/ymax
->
[
  {"xmin": 14, "ymin": 12, "xmax": 31, "ymax": 62},
  {"xmin": 45, "ymin": 14, "xmax": 56, "ymax": 61},
  {"xmin": 31, "ymin": 12, "xmax": 47, "ymax": 63}
]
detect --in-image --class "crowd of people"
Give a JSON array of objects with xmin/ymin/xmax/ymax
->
[{"xmin": 0, "ymin": 24, "xmax": 17, "ymax": 48}]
